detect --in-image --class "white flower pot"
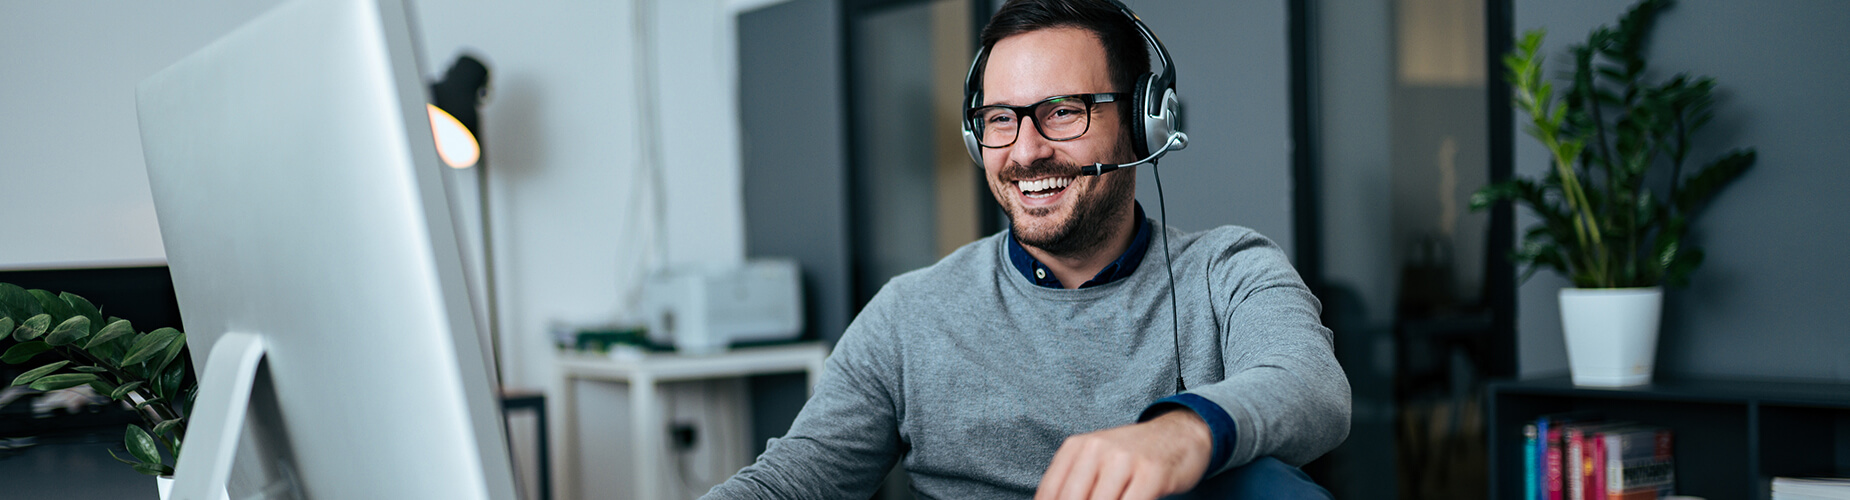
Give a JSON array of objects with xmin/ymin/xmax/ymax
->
[
  {"xmin": 155, "ymin": 476, "xmax": 230, "ymax": 500},
  {"xmin": 1559, "ymin": 287, "xmax": 1663, "ymax": 387}
]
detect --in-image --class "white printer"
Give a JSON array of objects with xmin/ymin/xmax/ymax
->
[{"xmin": 639, "ymin": 259, "xmax": 804, "ymax": 355}]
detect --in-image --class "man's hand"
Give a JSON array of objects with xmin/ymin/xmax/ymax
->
[{"xmin": 1034, "ymin": 408, "xmax": 1213, "ymax": 500}]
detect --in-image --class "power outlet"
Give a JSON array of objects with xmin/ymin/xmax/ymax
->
[{"xmin": 669, "ymin": 421, "xmax": 699, "ymax": 452}]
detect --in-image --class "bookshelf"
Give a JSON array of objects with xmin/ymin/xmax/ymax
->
[{"xmin": 1488, "ymin": 376, "xmax": 1850, "ymax": 500}]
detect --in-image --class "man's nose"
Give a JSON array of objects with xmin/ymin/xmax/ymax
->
[{"xmin": 1006, "ymin": 119, "xmax": 1055, "ymax": 167}]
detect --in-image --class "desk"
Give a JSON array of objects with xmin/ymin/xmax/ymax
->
[{"xmin": 549, "ymin": 342, "xmax": 828, "ymax": 500}]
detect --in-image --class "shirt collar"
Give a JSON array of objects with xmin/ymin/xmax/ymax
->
[{"xmin": 1006, "ymin": 202, "xmax": 1152, "ymax": 289}]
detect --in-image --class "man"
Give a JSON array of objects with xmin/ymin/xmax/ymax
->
[{"xmin": 705, "ymin": 1, "xmax": 1348, "ymax": 498}]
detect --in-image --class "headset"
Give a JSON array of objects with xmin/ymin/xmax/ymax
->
[
  {"xmin": 961, "ymin": 0, "xmax": 1191, "ymax": 393},
  {"xmin": 960, "ymin": 0, "xmax": 1188, "ymax": 174}
]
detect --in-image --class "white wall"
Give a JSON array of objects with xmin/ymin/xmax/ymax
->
[
  {"xmin": 0, "ymin": 0, "xmax": 750, "ymax": 390},
  {"xmin": 0, "ymin": 2, "xmax": 282, "ymax": 269}
]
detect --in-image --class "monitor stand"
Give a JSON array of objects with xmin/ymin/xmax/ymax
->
[{"xmin": 170, "ymin": 332, "xmax": 265, "ymax": 500}]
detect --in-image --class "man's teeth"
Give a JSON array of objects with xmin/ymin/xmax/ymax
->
[{"xmin": 1017, "ymin": 177, "xmax": 1072, "ymax": 193}]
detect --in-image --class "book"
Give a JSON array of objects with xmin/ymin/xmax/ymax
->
[
  {"xmin": 1525, "ymin": 423, "xmax": 1540, "ymax": 500},
  {"xmin": 1771, "ymin": 476, "xmax": 1850, "ymax": 500},
  {"xmin": 1566, "ymin": 422, "xmax": 1631, "ymax": 500},
  {"xmin": 1536, "ymin": 413, "xmax": 1597, "ymax": 500},
  {"xmin": 1601, "ymin": 425, "xmax": 1675, "ymax": 499}
]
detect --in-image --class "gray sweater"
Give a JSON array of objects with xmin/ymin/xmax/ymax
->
[{"xmin": 704, "ymin": 224, "xmax": 1351, "ymax": 499}]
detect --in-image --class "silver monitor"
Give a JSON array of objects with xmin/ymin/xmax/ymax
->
[{"xmin": 136, "ymin": 0, "xmax": 517, "ymax": 498}]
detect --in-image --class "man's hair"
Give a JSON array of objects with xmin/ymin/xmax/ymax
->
[
  {"xmin": 979, "ymin": 0, "xmax": 1151, "ymax": 97},
  {"xmin": 979, "ymin": 0, "xmax": 1152, "ymax": 135}
]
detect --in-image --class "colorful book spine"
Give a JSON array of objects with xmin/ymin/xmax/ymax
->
[
  {"xmin": 1567, "ymin": 425, "xmax": 1591, "ymax": 500},
  {"xmin": 1545, "ymin": 424, "xmax": 1565, "ymax": 500},
  {"xmin": 1525, "ymin": 423, "xmax": 1540, "ymax": 500},
  {"xmin": 1589, "ymin": 428, "xmax": 1606, "ymax": 500},
  {"xmin": 1603, "ymin": 426, "xmax": 1675, "ymax": 499}
]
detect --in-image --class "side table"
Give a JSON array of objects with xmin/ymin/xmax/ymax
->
[{"xmin": 549, "ymin": 342, "xmax": 828, "ymax": 500}]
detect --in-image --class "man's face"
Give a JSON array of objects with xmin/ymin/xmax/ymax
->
[{"xmin": 980, "ymin": 27, "xmax": 1137, "ymax": 256}]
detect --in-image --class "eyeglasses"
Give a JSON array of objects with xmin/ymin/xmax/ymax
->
[{"xmin": 968, "ymin": 93, "xmax": 1127, "ymax": 149}]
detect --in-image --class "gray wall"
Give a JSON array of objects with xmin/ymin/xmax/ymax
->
[
  {"xmin": 740, "ymin": 0, "xmax": 850, "ymax": 347},
  {"xmin": 1514, "ymin": 0, "xmax": 1850, "ymax": 380},
  {"xmin": 852, "ymin": 3, "xmax": 945, "ymax": 304},
  {"xmin": 737, "ymin": 0, "xmax": 848, "ymax": 456},
  {"xmin": 1126, "ymin": 0, "xmax": 1296, "ymax": 255}
]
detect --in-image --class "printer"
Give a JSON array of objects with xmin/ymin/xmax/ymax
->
[{"xmin": 638, "ymin": 259, "xmax": 804, "ymax": 355}]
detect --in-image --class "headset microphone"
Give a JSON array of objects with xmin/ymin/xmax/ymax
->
[{"xmin": 1078, "ymin": 132, "xmax": 1188, "ymax": 177}]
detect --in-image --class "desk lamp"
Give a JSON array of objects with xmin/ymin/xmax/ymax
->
[{"xmin": 427, "ymin": 55, "xmax": 500, "ymax": 385}]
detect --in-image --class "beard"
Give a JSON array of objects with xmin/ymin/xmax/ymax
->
[{"xmin": 999, "ymin": 147, "xmax": 1136, "ymax": 258}]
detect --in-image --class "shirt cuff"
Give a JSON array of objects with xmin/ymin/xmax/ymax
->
[{"xmin": 1138, "ymin": 393, "xmax": 1237, "ymax": 477}]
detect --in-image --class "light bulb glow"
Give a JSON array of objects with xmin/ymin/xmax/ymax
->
[{"xmin": 427, "ymin": 103, "xmax": 480, "ymax": 168}]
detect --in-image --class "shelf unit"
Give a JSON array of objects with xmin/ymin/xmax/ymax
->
[{"xmin": 1488, "ymin": 376, "xmax": 1850, "ymax": 500}]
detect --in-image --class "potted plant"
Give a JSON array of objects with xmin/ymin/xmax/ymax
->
[
  {"xmin": 0, "ymin": 282, "xmax": 199, "ymax": 492},
  {"xmin": 1472, "ymin": 0, "xmax": 1755, "ymax": 386}
]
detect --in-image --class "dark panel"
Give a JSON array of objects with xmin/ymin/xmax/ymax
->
[
  {"xmin": 738, "ymin": 0, "xmax": 849, "ymax": 460},
  {"xmin": 0, "ymin": 266, "xmax": 183, "ymax": 332},
  {"xmin": 739, "ymin": 0, "xmax": 851, "ymax": 346}
]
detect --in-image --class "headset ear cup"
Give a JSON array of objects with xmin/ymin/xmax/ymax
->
[
  {"xmin": 1152, "ymin": 87, "xmax": 1179, "ymax": 143},
  {"xmin": 963, "ymin": 126, "xmax": 983, "ymax": 169},
  {"xmin": 1129, "ymin": 74, "xmax": 1153, "ymax": 159},
  {"xmin": 963, "ymin": 90, "xmax": 984, "ymax": 169}
]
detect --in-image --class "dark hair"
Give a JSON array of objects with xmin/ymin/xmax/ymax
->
[
  {"xmin": 978, "ymin": 0, "xmax": 1151, "ymax": 135},
  {"xmin": 979, "ymin": 0, "xmax": 1151, "ymax": 97}
]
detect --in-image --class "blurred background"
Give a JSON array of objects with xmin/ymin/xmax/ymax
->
[{"xmin": 2, "ymin": 0, "xmax": 1845, "ymax": 498}]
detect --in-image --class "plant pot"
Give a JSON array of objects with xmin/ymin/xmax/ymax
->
[
  {"xmin": 155, "ymin": 476, "xmax": 229, "ymax": 500},
  {"xmin": 1559, "ymin": 287, "xmax": 1663, "ymax": 387}
]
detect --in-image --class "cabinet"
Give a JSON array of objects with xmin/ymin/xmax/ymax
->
[{"xmin": 1488, "ymin": 376, "xmax": 1850, "ymax": 500}]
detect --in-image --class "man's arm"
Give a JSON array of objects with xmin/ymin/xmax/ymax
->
[
  {"xmin": 701, "ymin": 295, "xmax": 906, "ymax": 499},
  {"xmin": 1188, "ymin": 231, "xmax": 1350, "ymax": 471},
  {"xmin": 1033, "ymin": 231, "xmax": 1350, "ymax": 499}
]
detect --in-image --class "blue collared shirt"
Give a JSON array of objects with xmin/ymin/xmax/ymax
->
[
  {"xmin": 1005, "ymin": 203, "xmax": 1153, "ymax": 289},
  {"xmin": 1002, "ymin": 202, "xmax": 1242, "ymax": 477}
]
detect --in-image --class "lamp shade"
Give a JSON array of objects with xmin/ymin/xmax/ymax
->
[{"xmin": 428, "ymin": 54, "xmax": 490, "ymax": 169}]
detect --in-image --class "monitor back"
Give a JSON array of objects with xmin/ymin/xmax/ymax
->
[{"xmin": 136, "ymin": 0, "xmax": 516, "ymax": 497}]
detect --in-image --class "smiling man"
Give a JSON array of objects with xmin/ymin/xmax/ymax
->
[{"xmin": 703, "ymin": 1, "xmax": 1349, "ymax": 499}]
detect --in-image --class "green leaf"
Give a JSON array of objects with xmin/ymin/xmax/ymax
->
[
  {"xmin": 28, "ymin": 289, "xmax": 74, "ymax": 323},
  {"xmin": 1675, "ymin": 149, "xmax": 1755, "ymax": 214},
  {"xmin": 0, "ymin": 283, "xmax": 41, "ymax": 322},
  {"xmin": 153, "ymin": 418, "xmax": 182, "ymax": 437},
  {"xmin": 29, "ymin": 373, "xmax": 98, "ymax": 391},
  {"xmin": 126, "ymin": 425, "xmax": 162, "ymax": 466},
  {"xmin": 85, "ymin": 319, "xmax": 134, "ymax": 350},
  {"xmin": 72, "ymin": 365, "xmax": 108, "ymax": 373},
  {"xmin": 157, "ymin": 362, "xmax": 185, "ymax": 401},
  {"xmin": 43, "ymin": 316, "xmax": 91, "ymax": 346},
  {"xmin": 131, "ymin": 461, "xmax": 171, "ymax": 477},
  {"xmin": 108, "ymin": 448, "xmax": 143, "ymax": 466},
  {"xmin": 154, "ymin": 332, "xmax": 188, "ymax": 376},
  {"xmin": 1, "ymin": 341, "xmax": 52, "ymax": 364},
  {"xmin": 13, "ymin": 314, "xmax": 51, "ymax": 342},
  {"xmin": 135, "ymin": 397, "xmax": 162, "ymax": 410},
  {"xmin": 0, "ymin": 317, "xmax": 12, "ymax": 340},
  {"xmin": 59, "ymin": 292, "xmax": 102, "ymax": 333},
  {"xmin": 109, "ymin": 380, "xmax": 145, "ymax": 400},
  {"xmin": 122, "ymin": 329, "xmax": 182, "ymax": 367},
  {"xmin": 88, "ymin": 377, "xmax": 117, "ymax": 395},
  {"xmin": 11, "ymin": 360, "xmax": 70, "ymax": 387}
]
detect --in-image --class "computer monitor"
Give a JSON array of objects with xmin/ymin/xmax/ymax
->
[{"xmin": 136, "ymin": 0, "xmax": 517, "ymax": 498}]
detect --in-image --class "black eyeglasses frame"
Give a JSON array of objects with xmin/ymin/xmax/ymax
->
[{"xmin": 967, "ymin": 92, "xmax": 1129, "ymax": 149}]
